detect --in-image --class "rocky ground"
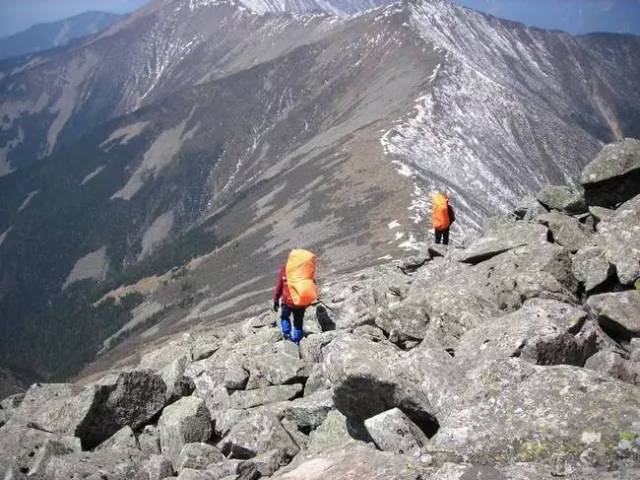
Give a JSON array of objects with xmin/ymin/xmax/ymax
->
[{"xmin": 1, "ymin": 138, "xmax": 639, "ymax": 478}]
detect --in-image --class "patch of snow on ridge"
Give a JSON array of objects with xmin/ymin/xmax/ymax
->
[
  {"xmin": 63, "ymin": 247, "xmax": 109, "ymax": 290},
  {"xmin": 17, "ymin": 191, "xmax": 39, "ymax": 212},
  {"xmin": 100, "ymin": 121, "xmax": 150, "ymax": 150},
  {"xmin": 0, "ymin": 227, "xmax": 13, "ymax": 248},
  {"xmin": 388, "ymin": 220, "xmax": 400, "ymax": 229},
  {"xmin": 81, "ymin": 166, "xmax": 105, "ymax": 185}
]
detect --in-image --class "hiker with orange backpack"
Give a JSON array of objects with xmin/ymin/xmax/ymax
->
[
  {"xmin": 273, "ymin": 249, "xmax": 318, "ymax": 344},
  {"xmin": 432, "ymin": 191, "xmax": 455, "ymax": 245}
]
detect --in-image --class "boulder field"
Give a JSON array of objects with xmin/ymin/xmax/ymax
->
[{"xmin": 1, "ymin": 138, "xmax": 639, "ymax": 478}]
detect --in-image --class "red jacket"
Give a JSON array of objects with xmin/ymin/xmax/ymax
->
[{"xmin": 273, "ymin": 265, "xmax": 293, "ymax": 306}]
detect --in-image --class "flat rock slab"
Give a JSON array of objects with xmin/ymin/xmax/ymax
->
[
  {"xmin": 364, "ymin": 407, "xmax": 429, "ymax": 455},
  {"xmin": 456, "ymin": 299, "xmax": 590, "ymax": 368},
  {"xmin": 460, "ymin": 223, "xmax": 548, "ymax": 264},
  {"xmin": 581, "ymin": 138, "xmax": 640, "ymax": 208},
  {"xmin": 536, "ymin": 212, "xmax": 590, "ymax": 252},
  {"xmin": 536, "ymin": 184, "xmax": 586, "ymax": 214},
  {"xmin": 271, "ymin": 444, "xmax": 430, "ymax": 480},
  {"xmin": 224, "ymin": 384, "xmax": 303, "ymax": 410},
  {"xmin": 587, "ymin": 291, "xmax": 640, "ymax": 339},
  {"xmin": 177, "ymin": 442, "xmax": 224, "ymax": 472},
  {"xmin": 429, "ymin": 359, "xmax": 640, "ymax": 465}
]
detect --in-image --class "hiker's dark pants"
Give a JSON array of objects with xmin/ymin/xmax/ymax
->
[
  {"xmin": 435, "ymin": 228, "xmax": 450, "ymax": 245},
  {"xmin": 280, "ymin": 303, "xmax": 305, "ymax": 343}
]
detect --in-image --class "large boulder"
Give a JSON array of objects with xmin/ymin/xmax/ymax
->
[
  {"xmin": 591, "ymin": 194, "xmax": 640, "ymax": 285},
  {"xmin": 158, "ymin": 396, "xmax": 213, "ymax": 468},
  {"xmin": 536, "ymin": 212, "xmax": 590, "ymax": 253},
  {"xmin": 177, "ymin": 443, "xmax": 225, "ymax": 472},
  {"xmin": 244, "ymin": 341, "xmax": 307, "ymax": 386},
  {"xmin": 322, "ymin": 334, "xmax": 439, "ymax": 438},
  {"xmin": 581, "ymin": 138, "xmax": 640, "ymax": 208},
  {"xmin": 571, "ymin": 246, "xmax": 615, "ymax": 293},
  {"xmin": 587, "ymin": 291, "xmax": 640, "ymax": 340},
  {"xmin": 217, "ymin": 412, "xmax": 299, "ymax": 460},
  {"xmin": 271, "ymin": 389, "xmax": 334, "ymax": 430},
  {"xmin": 584, "ymin": 351, "xmax": 640, "ymax": 386},
  {"xmin": 75, "ymin": 369, "xmax": 168, "ymax": 449},
  {"xmin": 42, "ymin": 449, "xmax": 145, "ymax": 479},
  {"xmin": 364, "ymin": 408, "xmax": 429, "ymax": 455},
  {"xmin": 95, "ymin": 425, "xmax": 139, "ymax": 452},
  {"xmin": 429, "ymin": 359, "xmax": 640, "ymax": 466},
  {"xmin": 455, "ymin": 299, "xmax": 593, "ymax": 368},
  {"xmin": 459, "ymin": 223, "xmax": 548, "ymax": 264},
  {"xmin": 536, "ymin": 184, "xmax": 586, "ymax": 215},
  {"xmin": 184, "ymin": 360, "xmax": 229, "ymax": 413}
]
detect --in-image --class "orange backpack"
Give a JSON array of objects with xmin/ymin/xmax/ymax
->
[
  {"xmin": 432, "ymin": 193, "xmax": 451, "ymax": 230},
  {"xmin": 285, "ymin": 249, "xmax": 318, "ymax": 307}
]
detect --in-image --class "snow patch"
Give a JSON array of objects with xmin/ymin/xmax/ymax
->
[
  {"xmin": 0, "ymin": 226, "xmax": 13, "ymax": 248},
  {"xmin": 100, "ymin": 121, "xmax": 150, "ymax": 150},
  {"xmin": 17, "ymin": 190, "xmax": 39, "ymax": 213},
  {"xmin": 139, "ymin": 210, "xmax": 175, "ymax": 260},
  {"xmin": 387, "ymin": 220, "xmax": 400, "ymax": 229},
  {"xmin": 80, "ymin": 166, "xmax": 105, "ymax": 185}
]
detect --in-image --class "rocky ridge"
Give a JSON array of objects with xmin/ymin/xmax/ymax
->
[{"xmin": 1, "ymin": 141, "xmax": 639, "ymax": 477}]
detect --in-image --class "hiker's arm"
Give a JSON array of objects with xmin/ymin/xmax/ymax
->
[
  {"xmin": 273, "ymin": 268, "xmax": 283, "ymax": 310},
  {"xmin": 449, "ymin": 205, "xmax": 456, "ymax": 223}
]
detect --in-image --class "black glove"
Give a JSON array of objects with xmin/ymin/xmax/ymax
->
[{"xmin": 273, "ymin": 301, "xmax": 279, "ymax": 313}]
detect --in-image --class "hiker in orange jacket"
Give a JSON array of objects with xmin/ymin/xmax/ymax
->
[
  {"xmin": 273, "ymin": 264, "xmax": 305, "ymax": 343},
  {"xmin": 273, "ymin": 249, "xmax": 318, "ymax": 344},
  {"xmin": 432, "ymin": 191, "xmax": 455, "ymax": 245}
]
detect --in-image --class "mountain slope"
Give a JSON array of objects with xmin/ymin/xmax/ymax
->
[
  {"xmin": 0, "ymin": 11, "xmax": 121, "ymax": 61},
  {"xmin": 0, "ymin": 0, "xmax": 639, "ymax": 387}
]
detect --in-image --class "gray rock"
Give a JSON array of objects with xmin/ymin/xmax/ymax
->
[
  {"xmin": 536, "ymin": 212, "xmax": 590, "ymax": 252},
  {"xmin": 514, "ymin": 194, "xmax": 548, "ymax": 221},
  {"xmin": 185, "ymin": 360, "xmax": 229, "ymax": 413},
  {"xmin": 429, "ymin": 358, "xmax": 640, "ymax": 465},
  {"xmin": 76, "ymin": 369, "xmax": 167, "ymax": 449},
  {"xmin": 25, "ymin": 438, "xmax": 78, "ymax": 476},
  {"xmin": 162, "ymin": 356, "xmax": 196, "ymax": 401},
  {"xmin": 159, "ymin": 396, "xmax": 213, "ymax": 469},
  {"xmin": 536, "ymin": 184, "xmax": 586, "ymax": 214},
  {"xmin": 178, "ymin": 469, "xmax": 216, "ymax": 480},
  {"xmin": 251, "ymin": 449, "xmax": 287, "ymax": 477},
  {"xmin": 584, "ymin": 351, "xmax": 640, "ymax": 386},
  {"xmin": 323, "ymin": 334, "xmax": 439, "ymax": 437},
  {"xmin": 143, "ymin": 454, "xmax": 175, "ymax": 480},
  {"xmin": 0, "ymin": 392, "xmax": 24, "ymax": 427},
  {"xmin": 592, "ymin": 194, "xmax": 640, "ymax": 285},
  {"xmin": 223, "ymin": 365, "xmax": 249, "ymax": 391},
  {"xmin": 212, "ymin": 409, "xmax": 254, "ymax": 440},
  {"xmin": 244, "ymin": 341, "xmax": 306, "ymax": 386},
  {"xmin": 224, "ymin": 384, "xmax": 303, "ymax": 410},
  {"xmin": 140, "ymin": 424, "xmax": 162, "ymax": 455},
  {"xmin": 273, "ymin": 389, "xmax": 334, "ymax": 429},
  {"xmin": 460, "ymin": 223, "xmax": 548, "ymax": 264},
  {"xmin": 270, "ymin": 444, "xmax": 429, "ymax": 480},
  {"xmin": 375, "ymin": 296, "xmax": 430, "ymax": 341},
  {"xmin": 307, "ymin": 410, "xmax": 352, "ymax": 452},
  {"xmin": 589, "ymin": 206, "xmax": 616, "ymax": 224},
  {"xmin": 587, "ymin": 291, "xmax": 640, "ymax": 339},
  {"xmin": 0, "ymin": 425, "xmax": 81, "ymax": 475},
  {"xmin": 96, "ymin": 425, "xmax": 139, "ymax": 451},
  {"xmin": 456, "ymin": 299, "xmax": 592, "ymax": 368},
  {"xmin": 303, "ymin": 363, "xmax": 331, "ymax": 397},
  {"xmin": 205, "ymin": 459, "xmax": 243, "ymax": 478},
  {"xmin": 42, "ymin": 449, "xmax": 144, "ymax": 479},
  {"xmin": 398, "ymin": 256, "xmax": 430, "ymax": 274},
  {"xmin": 571, "ymin": 246, "xmax": 615, "ymax": 293},
  {"xmin": 178, "ymin": 443, "xmax": 225, "ymax": 472},
  {"xmin": 299, "ymin": 331, "xmax": 339, "ymax": 363},
  {"xmin": 364, "ymin": 407, "xmax": 429, "ymax": 455},
  {"xmin": 581, "ymin": 138, "xmax": 640, "ymax": 208},
  {"xmin": 217, "ymin": 412, "xmax": 299, "ymax": 460}
]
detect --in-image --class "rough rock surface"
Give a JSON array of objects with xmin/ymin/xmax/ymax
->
[
  {"xmin": 581, "ymin": 138, "xmax": 640, "ymax": 207},
  {"xmin": 158, "ymin": 396, "xmax": 212, "ymax": 468},
  {"xmin": 536, "ymin": 184, "xmax": 586, "ymax": 214},
  {"xmin": 587, "ymin": 291, "xmax": 640, "ymax": 340},
  {"xmin": 364, "ymin": 407, "xmax": 429, "ymax": 455}
]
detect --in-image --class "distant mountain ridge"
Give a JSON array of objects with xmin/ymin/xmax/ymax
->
[
  {"xmin": 0, "ymin": 11, "xmax": 121, "ymax": 60},
  {"xmin": 0, "ymin": 0, "xmax": 639, "ymax": 391}
]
